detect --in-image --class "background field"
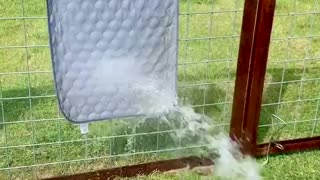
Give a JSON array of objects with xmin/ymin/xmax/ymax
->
[{"xmin": 0, "ymin": 0, "xmax": 320, "ymax": 179}]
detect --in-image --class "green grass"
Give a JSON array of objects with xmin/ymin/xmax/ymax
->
[{"xmin": 0, "ymin": 0, "xmax": 320, "ymax": 179}]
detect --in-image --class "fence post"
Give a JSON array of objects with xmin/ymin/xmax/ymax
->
[{"xmin": 230, "ymin": 0, "xmax": 276, "ymax": 155}]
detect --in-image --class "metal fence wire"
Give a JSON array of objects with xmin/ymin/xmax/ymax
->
[
  {"xmin": 259, "ymin": 0, "xmax": 320, "ymax": 144},
  {"xmin": 0, "ymin": 0, "xmax": 243, "ymax": 179}
]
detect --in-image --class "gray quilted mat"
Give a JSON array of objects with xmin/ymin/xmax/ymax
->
[{"xmin": 47, "ymin": 0, "xmax": 179, "ymax": 123}]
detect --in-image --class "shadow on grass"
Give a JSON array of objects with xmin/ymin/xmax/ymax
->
[
  {"xmin": 258, "ymin": 67, "xmax": 304, "ymax": 143},
  {"xmin": 0, "ymin": 83, "xmax": 226, "ymax": 163},
  {"xmin": 0, "ymin": 85, "xmax": 55, "ymax": 129}
]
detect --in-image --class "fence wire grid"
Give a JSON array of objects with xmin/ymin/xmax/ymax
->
[
  {"xmin": 259, "ymin": 0, "xmax": 320, "ymax": 143},
  {"xmin": 0, "ymin": 0, "xmax": 243, "ymax": 179}
]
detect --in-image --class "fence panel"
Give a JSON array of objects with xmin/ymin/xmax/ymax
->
[
  {"xmin": 256, "ymin": 0, "xmax": 320, "ymax": 155},
  {"xmin": 0, "ymin": 0, "xmax": 244, "ymax": 179}
]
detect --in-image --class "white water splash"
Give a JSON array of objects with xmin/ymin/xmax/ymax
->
[
  {"xmin": 207, "ymin": 134, "xmax": 261, "ymax": 180},
  {"xmin": 166, "ymin": 106, "xmax": 262, "ymax": 180},
  {"xmin": 124, "ymin": 101, "xmax": 262, "ymax": 179},
  {"xmin": 127, "ymin": 88, "xmax": 262, "ymax": 180},
  {"xmin": 94, "ymin": 57, "xmax": 261, "ymax": 179}
]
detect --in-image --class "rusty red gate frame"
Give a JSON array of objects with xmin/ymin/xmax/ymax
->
[
  {"xmin": 230, "ymin": 0, "xmax": 320, "ymax": 157},
  {"xmin": 44, "ymin": 0, "xmax": 320, "ymax": 179},
  {"xmin": 230, "ymin": 0, "xmax": 277, "ymax": 155}
]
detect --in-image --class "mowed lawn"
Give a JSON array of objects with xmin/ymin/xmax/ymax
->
[{"xmin": 0, "ymin": 0, "xmax": 320, "ymax": 179}]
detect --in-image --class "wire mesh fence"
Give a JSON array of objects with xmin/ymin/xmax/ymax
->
[
  {"xmin": 0, "ymin": 0, "xmax": 243, "ymax": 179},
  {"xmin": 259, "ymin": 0, "xmax": 320, "ymax": 144}
]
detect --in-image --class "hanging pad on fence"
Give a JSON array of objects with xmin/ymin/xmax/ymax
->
[{"xmin": 47, "ymin": 0, "xmax": 179, "ymax": 123}]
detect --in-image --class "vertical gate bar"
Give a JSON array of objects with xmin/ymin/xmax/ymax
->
[
  {"xmin": 230, "ymin": 0, "xmax": 276, "ymax": 155},
  {"xmin": 242, "ymin": 0, "xmax": 276, "ymax": 155},
  {"xmin": 230, "ymin": 0, "xmax": 259, "ymax": 142}
]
